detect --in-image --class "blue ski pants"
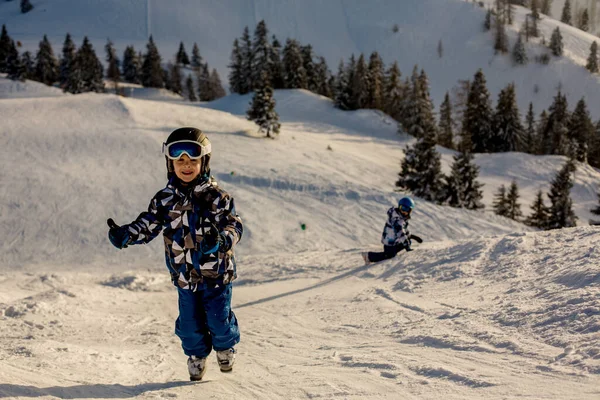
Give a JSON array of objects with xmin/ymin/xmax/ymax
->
[{"xmin": 175, "ymin": 282, "xmax": 240, "ymax": 358}]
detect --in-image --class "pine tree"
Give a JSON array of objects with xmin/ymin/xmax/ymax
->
[
  {"xmin": 301, "ymin": 44, "xmax": 317, "ymax": 92},
  {"xmin": 0, "ymin": 25, "xmax": 11, "ymax": 73},
  {"xmin": 536, "ymin": 110, "xmax": 549, "ymax": 154},
  {"xmin": 383, "ymin": 61, "xmax": 402, "ymax": 122},
  {"xmin": 529, "ymin": 0, "xmax": 540, "ymax": 38},
  {"xmin": 543, "ymin": 91, "xmax": 570, "ymax": 155},
  {"xmin": 524, "ymin": 190, "xmax": 550, "ymax": 229},
  {"xmin": 351, "ymin": 54, "xmax": 368, "ymax": 109},
  {"xmin": 168, "ymin": 63, "xmax": 183, "ymax": 95},
  {"xmin": 141, "ymin": 36, "xmax": 163, "ymax": 88},
  {"xmin": 240, "ymin": 26, "xmax": 254, "ymax": 93},
  {"xmin": 191, "ymin": 43, "xmax": 202, "ymax": 69},
  {"xmin": 247, "ymin": 71, "xmax": 280, "ymax": 138},
  {"xmin": 505, "ymin": 180, "xmax": 523, "ymax": 220},
  {"xmin": 21, "ymin": 50, "xmax": 34, "ymax": 80},
  {"xmin": 6, "ymin": 40, "xmax": 25, "ymax": 81},
  {"xmin": 34, "ymin": 35, "xmax": 59, "ymax": 86},
  {"xmin": 463, "ymin": 69, "xmax": 493, "ymax": 153},
  {"xmin": 493, "ymin": 185, "xmax": 509, "ymax": 217},
  {"xmin": 270, "ymin": 35, "xmax": 285, "ymax": 89},
  {"xmin": 282, "ymin": 38, "xmax": 306, "ymax": 89},
  {"xmin": 524, "ymin": 102, "xmax": 536, "ymax": 154},
  {"xmin": 443, "ymin": 150, "xmax": 484, "ymax": 209},
  {"xmin": 492, "ymin": 83, "xmax": 524, "ymax": 152},
  {"xmin": 400, "ymin": 67, "xmax": 437, "ymax": 140},
  {"xmin": 560, "ymin": 0, "xmax": 572, "ymax": 25},
  {"xmin": 251, "ymin": 20, "xmax": 272, "ymax": 89},
  {"xmin": 64, "ymin": 37, "xmax": 104, "ymax": 94},
  {"xmin": 334, "ymin": 59, "xmax": 352, "ymax": 110},
  {"xmin": 176, "ymin": 42, "xmax": 190, "ymax": 66},
  {"xmin": 541, "ymin": 0, "xmax": 551, "ymax": 16},
  {"xmin": 512, "ymin": 33, "xmax": 528, "ymax": 65},
  {"xmin": 586, "ymin": 41, "xmax": 598, "ymax": 73},
  {"xmin": 568, "ymin": 97, "xmax": 593, "ymax": 162},
  {"xmin": 494, "ymin": 11, "xmax": 509, "ymax": 54},
  {"xmin": 589, "ymin": 121, "xmax": 600, "ymax": 168},
  {"xmin": 438, "ymin": 92, "xmax": 454, "ymax": 149},
  {"xmin": 484, "ymin": 9, "xmax": 492, "ymax": 31},
  {"xmin": 228, "ymin": 39, "xmax": 244, "ymax": 94},
  {"xmin": 20, "ymin": 0, "xmax": 33, "ymax": 13},
  {"xmin": 578, "ymin": 9, "xmax": 590, "ymax": 32},
  {"xmin": 105, "ymin": 39, "xmax": 121, "ymax": 88},
  {"xmin": 314, "ymin": 56, "xmax": 332, "ymax": 98},
  {"xmin": 59, "ymin": 33, "xmax": 76, "ymax": 88},
  {"xmin": 590, "ymin": 192, "xmax": 600, "ymax": 225},
  {"xmin": 396, "ymin": 129, "xmax": 445, "ymax": 203},
  {"xmin": 186, "ymin": 75, "xmax": 197, "ymax": 101},
  {"xmin": 197, "ymin": 63, "xmax": 211, "ymax": 101},
  {"xmin": 549, "ymin": 27, "xmax": 564, "ymax": 56},
  {"xmin": 366, "ymin": 51, "xmax": 384, "ymax": 110},
  {"xmin": 122, "ymin": 45, "xmax": 141, "ymax": 84},
  {"xmin": 547, "ymin": 159, "xmax": 577, "ymax": 229},
  {"xmin": 208, "ymin": 68, "xmax": 226, "ymax": 100}
]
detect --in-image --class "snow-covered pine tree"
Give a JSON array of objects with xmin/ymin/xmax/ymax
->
[
  {"xmin": 141, "ymin": 36, "xmax": 163, "ymax": 88},
  {"xmin": 351, "ymin": 54, "xmax": 368, "ymax": 109},
  {"xmin": 523, "ymin": 102, "xmax": 536, "ymax": 154},
  {"xmin": 484, "ymin": 9, "xmax": 492, "ymax": 31},
  {"xmin": 543, "ymin": 91, "xmax": 570, "ymax": 155},
  {"xmin": 20, "ymin": 0, "xmax": 33, "ymax": 13},
  {"xmin": 191, "ymin": 43, "xmax": 202, "ymax": 70},
  {"xmin": 168, "ymin": 63, "xmax": 183, "ymax": 95},
  {"xmin": 541, "ymin": 0, "xmax": 551, "ymax": 15},
  {"xmin": 505, "ymin": 180, "xmax": 523, "ymax": 220},
  {"xmin": 589, "ymin": 121, "xmax": 600, "ymax": 168},
  {"xmin": 560, "ymin": 0, "xmax": 572, "ymax": 25},
  {"xmin": 270, "ymin": 35, "xmax": 285, "ymax": 90},
  {"xmin": 122, "ymin": 46, "xmax": 141, "ymax": 84},
  {"xmin": 228, "ymin": 39, "xmax": 244, "ymax": 94},
  {"xmin": 524, "ymin": 190, "xmax": 550, "ymax": 229},
  {"xmin": 247, "ymin": 71, "xmax": 280, "ymax": 138},
  {"xmin": 549, "ymin": 27, "xmax": 564, "ymax": 56},
  {"xmin": 590, "ymin": 192, "xmax": 600, "ymax": 225},
  {"xmin": 301, "ymin": 44, "xmax": 317, "ymax": 92},
  {"xmin": 59, "ymin": 33, "xmax": 76, "ymax": 88},
  {"xmin": 528, "ymin": 0, "xmax": 540, "ymax": 37},
  {"xmin": 547, "ymin": 159, "xmax": 577, "ymax": 229},
  {"xmin": 282, "ymin": 38, "xmax": 306, "ymax": 89},
  {"xmin": 383, "ymin": 61, "xmax": 402, "ymax": 122},
  {"xmin": 366, "ymin": 51, "xmax": 384, "ymax": 110},
  {"xmin": 105, "ymin": 39, "xmax": 121, "ymax": 89},
  {"xmin": 400, "ymin": 66, "xmax": 437, "ymax": 140},
  {"xmin": 0, "ymin": 25, "xmax": 11, "ymax": 73},
  {"xmin": 208, "ymin": 68, "xmax": 226, "ymax": 100},
  {"xmin": 463, "ymin": 69, "xmax": 493, "ymax": 153},
  {"xmin": 492, "ymin": 83, "xmax": 524, "ymax": 152},
  {"xmin": 438, "ymin": 92, "xmax": 454, "ymax": 149},
  {"xmin": 334, "ymin": 59, "xmax": 351, "ymax": 110},
  {"xmin": 176, "ymin": 42, "xmax": 190, "ymax": 66},
  {"xmin": 197, "ymin": 63, "xmax": 211, "ymax": 101},
  {"xmin": 240, "ymin": 26, "xmax": 254, "ymax": 93},
  {"xmin": 493, "ymin": 185, "xmax": 509, "ymax": 217},
  {"xmin": 314, "ymin": 56, "xmax": 332, "ymax": 98},
  {"xmin": 578, "ymin": 9, "xmax": 589, "ymax": 32},
  {"xmin": 568, "ymin": 97, "xmax": 593, "ymax": 162},
  {"xmin": 64, "ymin": 36, "xmax": 104, "ymax": 94},
  {"xmin": 536, "ymin": 109, "xmax": 549, "ymax": 154},
  {"xmin": 494, "ymin": 14, "xmax": 509, "ymax": 54},
  {"xmin": 443, "ymin": 149, "xmax": 484, "ymax": 209},
  {"xmin": 34, "ymin": 35, "xmax": 59, "ymax": 86},
  {"xmin": 586, "ymin": 41, "xmax": 598, "ymax": 73},
  {"xmin": 396, "ymin": 128, "xmax": 445, "ymax": 203},
  {"xmin": 512, "ymin": 33, "xmax": 528, "ymax": 65},
  {"xmin": 185, "ymin": 75, "xmax": 197, "ymax": 102},
  {"xmin": 6, "ymin": 40, "xmax": 25, "ymax": 81},
  {"xmin": 21, "ymin": 50, "xmax": 34, "ymax": 80},
  {"xmin": 251, "ymin": 20, "xmax": 272, "ymax": 90}
]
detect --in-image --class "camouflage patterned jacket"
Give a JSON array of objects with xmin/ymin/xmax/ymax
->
[
  {"xmin": 124, "ymin": 176, "xmax": 243, "ymax": 290},
  {"xmin": 381, "ymin": 207, "xmax": 410, "ymax": 247}
]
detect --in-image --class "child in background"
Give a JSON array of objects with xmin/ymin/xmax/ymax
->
[
  {"xmin": 107, "ymin": 127, "xmax": 243, "ymax": 381},
  {"xmin": 362, "ymin": 196, "xmax": 422, "ymax": 264}
]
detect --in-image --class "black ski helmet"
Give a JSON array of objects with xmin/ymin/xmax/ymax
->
[{"xmin": 164, "ymin": 127, "xmax": 211, "ymax": 179}]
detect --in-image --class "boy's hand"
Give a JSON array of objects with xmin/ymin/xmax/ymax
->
[
  {"xmin": 199, "ymin": 224, "xmax": 233, "ymax": 254},
  {"xmin": 107, "ymin": 218, "xmax": 130, "ymax": 249},
  {"xmin": 410, "ymin": 234, "xmax": 423, "ymax": 244}
]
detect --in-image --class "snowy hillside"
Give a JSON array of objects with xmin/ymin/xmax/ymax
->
[
  {"xmin": 1, "ymin": 78, "xmax": 600, "ymax": 398},
  {"xmin": 2, "ymin": 0, "xmax": 600, "ymax": 119}
]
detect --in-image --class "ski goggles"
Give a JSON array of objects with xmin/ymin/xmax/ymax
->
[
  {"xmin": 399, "ymin": 205, "xmax": 412, "ymax": 215},
  {"xmin": 162, "ymin": 140, "xmax": 211, "ymax": 160}
]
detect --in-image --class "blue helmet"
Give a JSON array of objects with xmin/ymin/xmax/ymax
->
[{"xmin": 398, "ymin": 197, "xmax": 415, "ymax": 212}]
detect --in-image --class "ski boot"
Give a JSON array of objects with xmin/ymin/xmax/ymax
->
[
  {"xmin": 216, "ymin": 348, "xmax": 236, "ymax": 372},
  {"xmin": 187, "ymin": 355, "xmax": 207, "ymax": 381}
]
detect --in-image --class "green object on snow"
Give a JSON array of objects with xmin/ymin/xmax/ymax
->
[{"xmin": 300, "ymin": 223, "xmax": 306, "ymax": 230}]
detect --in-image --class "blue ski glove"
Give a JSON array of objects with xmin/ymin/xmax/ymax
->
[
  {"xmin": 198, "ymin": 224, "xmax": 232, "ymax": 254},
  {"xmin": 107, "ymin": 218, "xmax": 130, "ymax": 249}
]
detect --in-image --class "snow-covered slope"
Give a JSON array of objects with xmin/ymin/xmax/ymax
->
[{"xmin": 2, "ymin": 0, "xmax": 600, "ymax": 119}]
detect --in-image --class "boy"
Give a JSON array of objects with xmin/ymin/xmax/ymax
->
[
  {"xmin": 107, "ymin": 127, "xmax": 243, "ymax": 381},
  {"xmin": 362, "ymin": 197, "xmax": 421, "ymax": 264}
]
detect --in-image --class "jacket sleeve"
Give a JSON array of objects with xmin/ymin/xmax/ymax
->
[
  {"xmin": 214, "ymin": 193, "xmax": 243, "ymax": 248},
  {"xmin": 125, "ymin": 195, "xmax": 166, "ymax": 245},
  {"xmin": 390, "ymin": 211, "xmax": 411, "ymax": 247}
]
